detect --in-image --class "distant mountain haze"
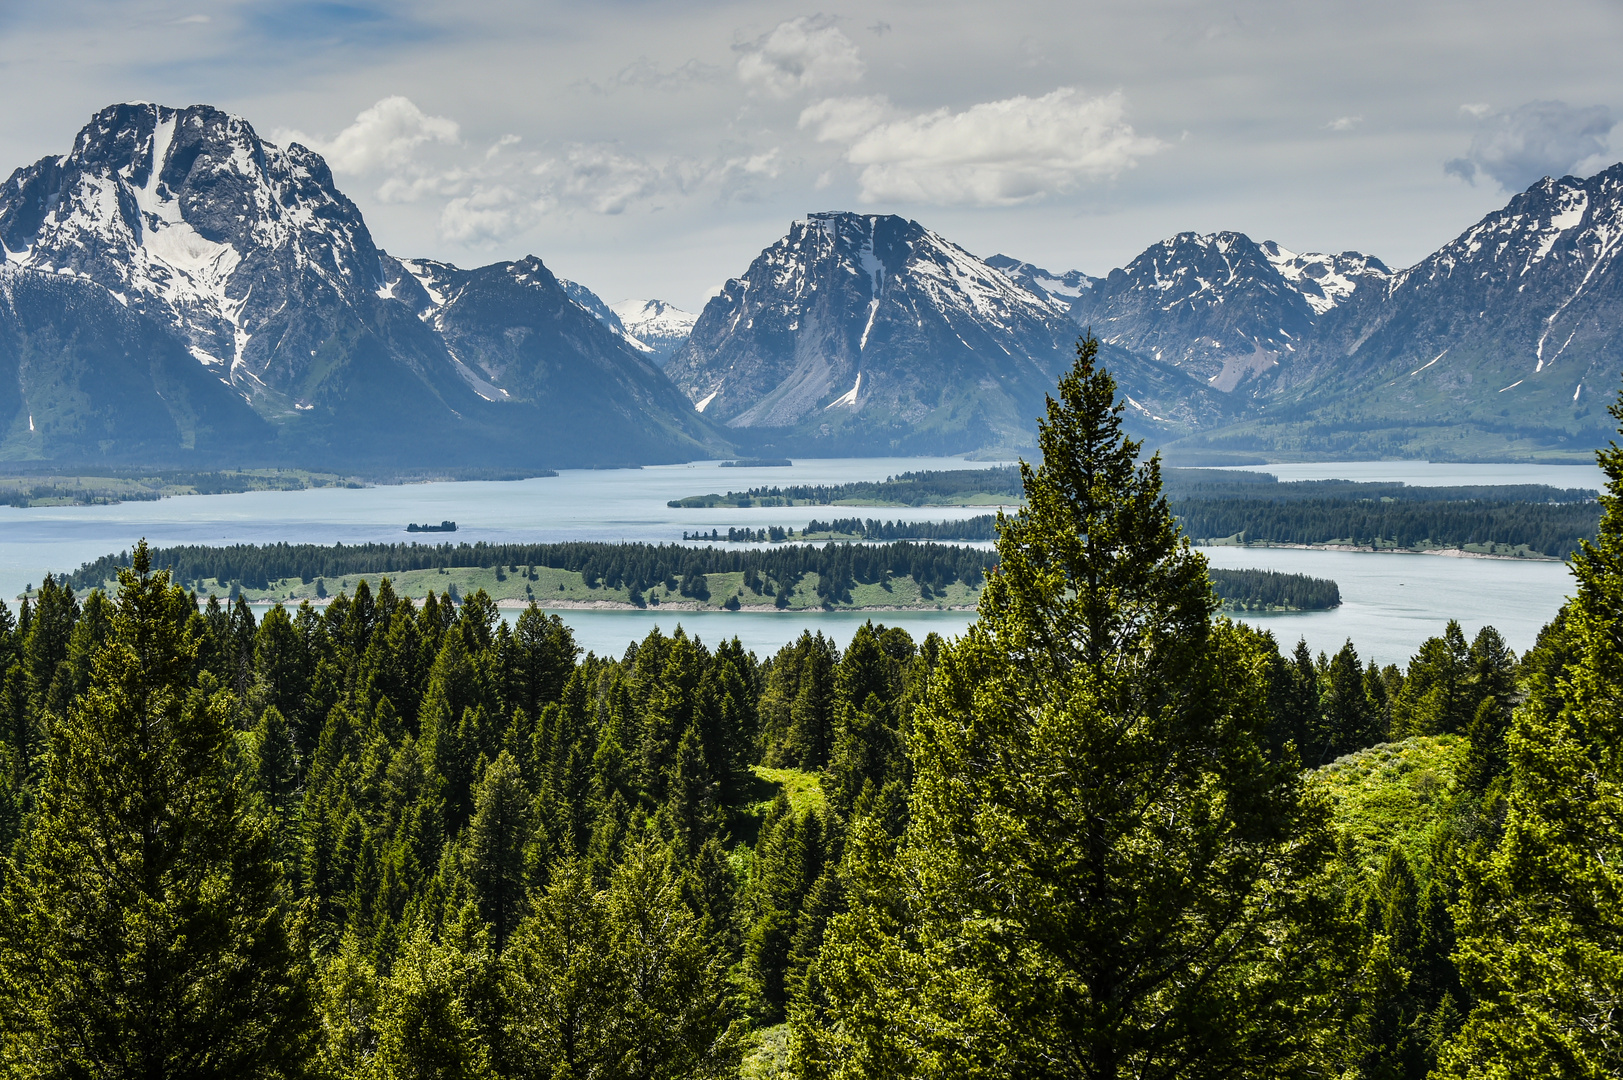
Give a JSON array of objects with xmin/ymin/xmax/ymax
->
[{"xmin": 0, "ymin": 101, "xmax": 1619, "ymax": 468}]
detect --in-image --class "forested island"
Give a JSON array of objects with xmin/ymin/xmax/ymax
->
[
  {"xmin": 674, "ymin": 481, "xmax": 1599, "ymax": 558},
  {"xmin": 58, "ymin": 538, "xmax": 1340, "ymax": 613},
  {"xmin": 2, "ymin": 340, "xmax": 1617, "ymax": 1078}
]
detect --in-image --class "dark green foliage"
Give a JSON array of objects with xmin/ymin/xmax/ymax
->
[
  {"xmin": 1174, "ymin": 496, "xmax": 1598, "ymax": 556},
  {"xmin": 65, "ymin": 538, "xmax": 994, "ymax": 598},
  {"xmin": 667, "ymin": 466, "xmax": 1024, "ymax": 507},
  {"xmin": 0, "ymin": 542, "xmax": 314, "ymax": 1079},
  {"xmin": 797, "ymin": 337, "xmax": 1345, "ymax": 1079},
  {"xmin": 1436, "ymin": 391, "xmax": 1623, "ymax": 1078},
  {"xmin": 1209, "ymin": 566, "xmax": 1341, "ymax": 610}
]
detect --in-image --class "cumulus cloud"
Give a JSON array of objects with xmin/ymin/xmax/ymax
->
[
  {"xmin": 805, "ymin": 87, "xmax": 1161, "ymax": 205},
  {"xmin": 798, "ymin": 95, "xmax": 892, "ymax": 141},
  {"xmin": 535, "ymin": 145, "xmax": 671, "ymax": 215},
  {"xmin": 1326, "ymin": 115, "xmax": 1362, "ymax": 131},
  {"xmin": 280, "ymin": 96, "xmax": 460, "ymax": 174},
  {"xmin": 440, "ymin": 186, "xmax": 551, "ymax": 244},
  {"xmin": 1446, "ymin": 100, "xmax": 1616, "ymax": 190},
  {"xmin": 735, "ymin": 15, "xmax": 864, "ymax": 98},
  {"xmin": 280, "ymin": 96, "xmax": 782, "ymax": 245}
]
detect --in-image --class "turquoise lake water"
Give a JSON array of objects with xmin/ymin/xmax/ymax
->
[{"xmin": 0, "ymin": 457, "xmax": 1601, "ymax": 667}]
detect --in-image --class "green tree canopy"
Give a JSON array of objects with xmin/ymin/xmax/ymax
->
[
  {"xmin": 1440, "ymin": 394, "xmax": 1623, "ymax": 1078},
  {"xmin": 796, "ymin": 335, "xmax": 1343, "ymax": 1079},
  {"xmin": 0, "ymin": 540, "xmax": 313, "ymax": 1079}
]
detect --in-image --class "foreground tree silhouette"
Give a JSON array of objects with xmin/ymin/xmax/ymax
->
[
  {"xmin": 0, "ymin": 541, "xmax": 313, "ymax": 1079},
  {"xmin": 1438, "ymin": 393, "xmax": 1623, "ymax": 1078},
  {"xmin": 795, "ymin": 336, "xmax": 1342, "ymax": 1079}
]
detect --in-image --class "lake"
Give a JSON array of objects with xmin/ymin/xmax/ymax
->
[{"xmin": 0, "ymin": 457, "xmax": 1598, "ymax": 667}]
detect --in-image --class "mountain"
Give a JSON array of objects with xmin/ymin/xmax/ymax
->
[
  {"xmin": 1277, "ymin": 167, "xmax": 1623, "ymax": 448},
  {"xmin": 0, "ymin": 267, "xmax": 272, "ymax": 461},
  {"xmin": 663, "ymin": 211, "xmax": 1226, "ymax": 454},
  {"xmin": 1158, "ymin": 166, "xmax": 1623, "ymax": 461},
  {"xmin": 0, "ymin": 102, "xmax": 723, "ymax": 468},
  {"xmin": 609, "ymin": 299, "xmax": 696, "ymax": 367},
  {"xmin": 985, "ymin": 254, "xmax": 1098, "ymax": 312},
  {"xmin": 1064, "ymin": 232, "xmax": 1390, "ymax": 395}
]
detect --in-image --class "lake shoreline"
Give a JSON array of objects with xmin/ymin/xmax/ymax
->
[{"xmin": 1195, "ymin": 541, "xmax": 1563, "ymax": 562}]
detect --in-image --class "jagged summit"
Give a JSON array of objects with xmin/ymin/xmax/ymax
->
[
  {"xmin": 985, "ymin": 254, "xmax": 1097, "ymax": 314},
  {"xmin": 0, "ymin": 102, "xmax": 723, "ymax": 467},
  {"xmin": 664, "ymin": 211, "xmax": 1223, "ymax": 453},
  {"xmin": 1276, "ymin": 163, "xmax": 1623, "ymax": 438},
  {"xmin": 609, "ymin": 299, "xmax": 697, "ymax": 367},
  {"xmin": 1066, "ymin": 230, "xmax": 1390, "ymax": 394},
  {"xmin": 0, "ymin": 102, "xmax": 383, "ymax": 405}
]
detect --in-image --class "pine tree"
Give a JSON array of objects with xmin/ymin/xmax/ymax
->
[
  {"xmin": 602, "ymin": 838, "xmax": 745, "ymax": 1079},
  {"xmin": 1318, "ymin": 639, "xmax": 1379, "ymax": 764},
  {"xmin": 1438, "ymin": 395, "xmax": 1623, "ymax": 1078},
  {"xmin": 504, "ymin": 858, "xmax": 615, "ymax": 1078},
  {"xmin": 464, "ymin": 749, "xmax": 530, "ymax": 951},
  {"xmin": 370, "ymin": 917, "xmax": 494, "ymax": 1080},
  {"xmin": 0, "ymin": 541, "xmax": 314, "ymax": 1079},
  {"xmin": 1391, "ymin": 621, "xmax": 1473, "ymax": 737},
  {"xmin": 797, "ymin": 336, "xmax": 1342, "ymax": 1079}
]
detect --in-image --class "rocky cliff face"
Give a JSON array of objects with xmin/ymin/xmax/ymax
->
[{"xmin": 1066, "ymin": 232, "xmax": 1390, "ymax": 397}]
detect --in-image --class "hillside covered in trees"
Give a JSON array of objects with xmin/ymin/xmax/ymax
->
[{"xmin": 1, "ymin": 337, "xmax": 1619, "ymax": 1078}]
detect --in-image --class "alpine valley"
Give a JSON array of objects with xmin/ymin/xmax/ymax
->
[{"xmin": 2, "ymin": 101, "xmax": 1621, "ymax": 469}]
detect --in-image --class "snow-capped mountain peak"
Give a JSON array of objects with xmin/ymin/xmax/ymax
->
[
  {"xmin": 0, "ymin": 101, "xmax": 385, "ymax": 395},
  {"xmin": 985, "ymin": 254, "xmax": 1098, "ymax": 314},
  {"xmin": 662, "ymin": 210, "xmax": 1129, "ymax": 447},
  {"xmin": 1259, "ymin": 240, "xmax": 1391, "ymax": 315},
  {"xmin": 609, "ymin": 298, "xmax": 697, "ymax": 367}
]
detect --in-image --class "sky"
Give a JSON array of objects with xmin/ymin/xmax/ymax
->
[{"xmin": 0, "ymin": 0, "xmax": 1618, "ymax": 311}]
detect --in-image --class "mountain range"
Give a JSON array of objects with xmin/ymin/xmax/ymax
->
[
  {"xmin": 1, "ymin": 101, "xmax": 1620, "ymax": 468},
  {"xmin": 0, "ymin": 103, "xmax": 720, "ymax": 469}
]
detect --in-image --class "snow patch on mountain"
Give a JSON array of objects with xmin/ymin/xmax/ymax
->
[
  {"xmin": 1260, "ymin": 241, "xmax": 1391, "ymax": 315},
  {"xmin": 986, "ymin": 254, "xmax": 1097, "ymax": 314},
  {"xmin": 609, "ymin": 298, "xmax": 698, "ymax": 367}
]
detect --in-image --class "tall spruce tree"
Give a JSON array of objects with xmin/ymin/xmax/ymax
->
[
  {"xmin": 1438, "ymin": 394, "xmax": 1623, "ymax": 1078},
  {"xmin": 796, "ymin": 336, "xmax": 1342, "ymax": 1079},
  {"xmin": 0, "ymin": 542, "xmax": 313, "ymax": 1079}
]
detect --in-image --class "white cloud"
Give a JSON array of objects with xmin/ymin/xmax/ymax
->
[
  {"xmin": 799, "ymin": 95, "xmax": 892, "ymax": 141},
  {"xmin": 732, "ymin": 149, "xmax": 782, "ymax": 178},
  {"xmin": 807, "ymin": 87, "xmax": 1162, "ymax": 206},
  {"xmin": 1326, "ymin": 115, "xmax": 1362, "ymax": 131},
  {"xmin": 440, "ymin": 186, "xmax": 551, "ymax": 244},
  {"xmin": 577, "ymin": 56, "xmax": 723, "ymax": 94},
  {"xmin": 536, "ymin": 145, "xmax": 671, "ymax": 215},
  {"xmin": 279, "ymin": 96, "xmax": 460, "ymax": 174},
  {"xmin": 1446, "ymin": 100, "xmax": 1615, "ymax": 190},
  {"xmin": 1460, "ymin": 103, "xmax": 1492, "ymax": 119},
  {"xmin": 735, "ymin": 15, "xmax": 864, "ymax": 99}
]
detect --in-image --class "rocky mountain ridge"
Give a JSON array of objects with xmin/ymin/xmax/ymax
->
[
  {"xmin": 664, "ymin": 211, "xmax": 1228, "ymax": 454},
  {"xmin": 0, "ymin": 102, "xmax": 722, "ymax": 467},
  {"xmin": 3, "ymin": 101, "xmax": 1621, "ymax": 467}
]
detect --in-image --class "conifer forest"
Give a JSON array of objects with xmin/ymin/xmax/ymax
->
[{"xmin": 3, "ymin": 338, "xmax": 1622, "ymax": 1078}]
